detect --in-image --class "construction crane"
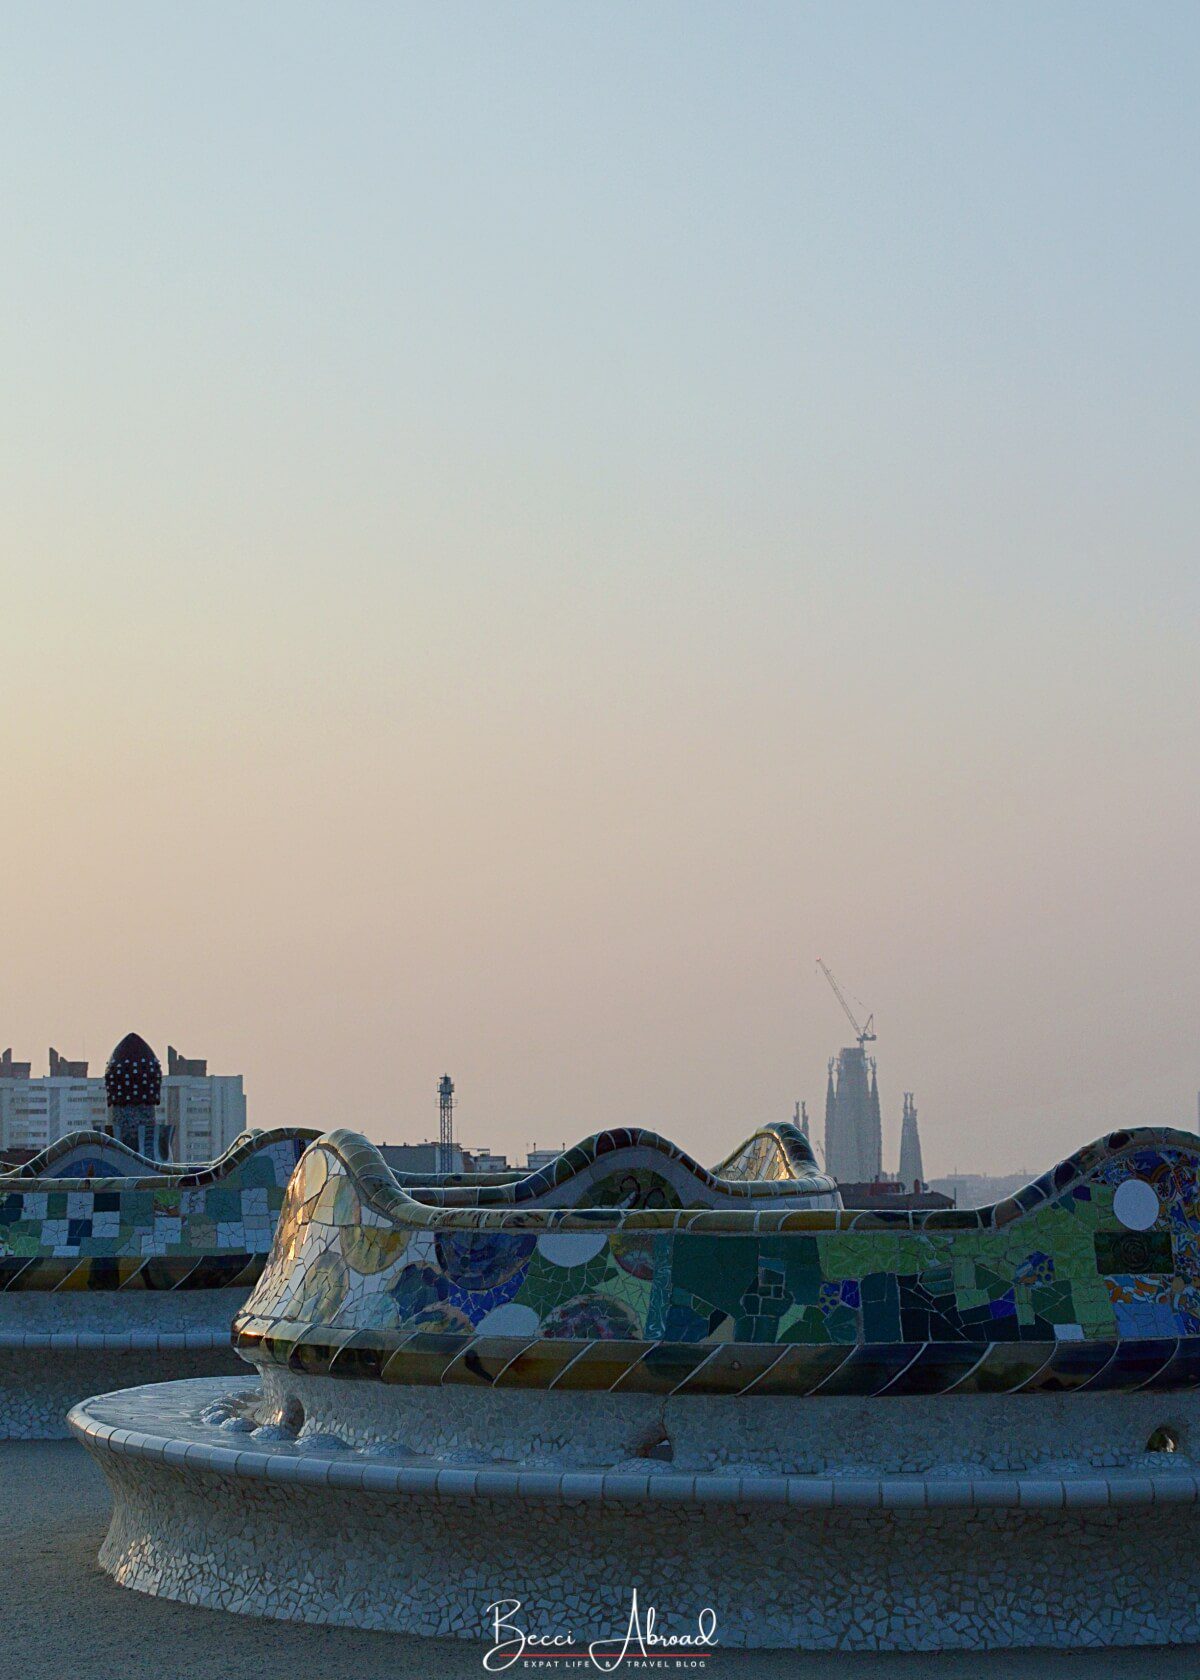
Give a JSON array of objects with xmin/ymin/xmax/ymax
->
[{"xmin": 816, "ymin": 958, "xmax": 876, "ymax": 1047}]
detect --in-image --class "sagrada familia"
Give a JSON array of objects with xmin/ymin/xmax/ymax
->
[{"xmin": 823, "ymin": 1047, "xmax": 924, "ymax": 1189}]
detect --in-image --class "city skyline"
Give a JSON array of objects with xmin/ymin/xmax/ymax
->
[
  {"xmin": 3, "ymin": 1006, "xmax": 1195, "ymax": 1183},
  {"xmin": 3, "ymin": 5, "xmax": 1199, "ymax": 1176}
]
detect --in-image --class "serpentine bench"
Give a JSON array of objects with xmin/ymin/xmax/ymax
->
[
  {"xmin": 72, "ymin": 1122, "xmax": 1200, "ymax": 1646},
  {"xmin": 73, "ymin": 1123, "xmax": 1200, "ymax": 1648},
  {"xmin": 0, "ymin": 1127, "xmax": 316, "ymax": 1434}
]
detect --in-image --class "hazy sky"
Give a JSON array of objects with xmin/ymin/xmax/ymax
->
[{"xmin": 2, "ymin": 4, "xmax": 1198, "ymax": 1174}]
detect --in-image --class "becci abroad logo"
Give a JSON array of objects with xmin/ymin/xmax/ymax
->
[{"xmin": 482, "ymin": 1590, "xmax": 719, "ymax": 1672}]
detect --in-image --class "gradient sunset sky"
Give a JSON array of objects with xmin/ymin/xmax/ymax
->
[{"xmin": 3, "ymin": 4, "xmax": 1198, "ymax": 1174}]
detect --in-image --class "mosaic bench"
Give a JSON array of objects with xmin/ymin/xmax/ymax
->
[
  {"xmin": 0, "ymin": 1129, "xmax": 270, "ymax": 1182},
  {"xmin": 0, "ymin": 1127, "xmax": 316, "ymax": 1436},
  {"xmin": 388, "ymin": 1119, "xmax": 838, "ymax": 1210},
  {"xmin": 74, "ymin": 1124, "xmax": 1200, "ymax": 1648}
]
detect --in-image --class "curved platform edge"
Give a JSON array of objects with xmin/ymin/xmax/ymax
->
[
  {"xmin": 0, "ymin": 1350, "xmax": 242, "ymax": 1439},
  {"xmin": 69, "ymin": 1379, "xmax": 1200, "ymax": 1649},
  {"xmin": 66, "ymin": 1393, "xmax": 1200, "ymax": 1509},
  {"xmin": 0, "ymin": 1330, "xmax": 233, "ymax": 1349}
]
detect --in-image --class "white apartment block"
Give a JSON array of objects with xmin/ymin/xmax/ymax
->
[
  {"xmin": 466, "ymin": 1148, "xmax": 510, "ymax": 1173},
  {"xmin": 0, "ymin": 1074, "xmax": 107, "ymax": 1151},
  {"xmin": 161, "ymin": 1073, "xmax": 248, "ymax": 1160},
  {"xmin": 0, "ymin": 1047, "xmax": 247, "ymax": 1161},
  {"xmin": 525, "ymin": 1144, "xmax": 566, "ymax": 1173}
]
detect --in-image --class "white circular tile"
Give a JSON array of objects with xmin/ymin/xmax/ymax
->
[
  {"xmin": 536, "ymin": 1231, "xmax": 609, "ymax": 1268},
  {"xmin": 473, "ymin": 1301, "xmax": 540, "ymax": 1337},
  {"xmin": 1112, "ymin": 1177, "xmax": 1160, "ymax": 1232}
]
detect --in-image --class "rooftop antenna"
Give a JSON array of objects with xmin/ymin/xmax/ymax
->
[
  {"xmin": 816, "ymin": 958, "xmax": 876, "ymax": 1047},
  {"xmin": 437, "ymin": 1074, "xmax": 455, "ymax": 1173}
]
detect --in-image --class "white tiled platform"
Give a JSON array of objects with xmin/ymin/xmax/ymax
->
[
  {"xmin": 0, "ymin": 1291, "xmax": 247, "ymax": 1436},
  {"xmin": 70, "ymin": 1377, "xmax": 1200, "ymax": 1649}
]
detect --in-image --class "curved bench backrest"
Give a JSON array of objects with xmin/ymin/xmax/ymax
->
[
  {"xmin": 0, "ymin": 1128, "xmax": 318, "ymax": 1290},
  {"xmin": 389, "ymin": 1125, "xmax": 838, "ymax": 1210},
  {"xmin": 236, "ymin": 1126, "xmax": 1200, "ymax": 1397}
]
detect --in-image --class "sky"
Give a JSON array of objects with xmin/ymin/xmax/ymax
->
[{"xmin": 1, "ymin": 4, "xmax": 1198, "ymax": 1175}]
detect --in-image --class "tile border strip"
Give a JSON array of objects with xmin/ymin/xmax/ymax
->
[
  {"xmin": 0, "ymin": 1330, "xmax": 233, "ymax": 1350},
  {"xmin": 233, "ymin": 1328, "xmax": 1195, "ymax": 1397}
]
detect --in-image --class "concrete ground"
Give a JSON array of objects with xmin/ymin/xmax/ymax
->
[{"xmin": 1, "ymin": 1441, "xmax": 1199, "ymax": 1680}]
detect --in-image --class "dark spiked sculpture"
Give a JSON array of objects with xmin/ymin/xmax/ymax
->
[{"xmin": 104, "ymin": 1032, "xmax": 171, "ymax": 1160}]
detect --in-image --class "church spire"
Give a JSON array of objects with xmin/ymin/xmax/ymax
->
[
  {"xmin": 824, "ymin": 1060, "xmax": 837, "ymax": 1178},
  {"xmin": 867, "ymin": 1059, "xmax": 883, "ymax": 1181},
  {"xmin": 899, "ymin": 1092, "xmax": 924, "ymax": 1189}
]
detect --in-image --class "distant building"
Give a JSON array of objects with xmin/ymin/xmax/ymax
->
[
  {"xmin": 161, "ymin": 1054, "xmax": 247, "ymax": 1160},
  {"xmin": 929, "ymin": 1170, "xmax": 1035, "ymax": 1208},
  {"xmin": 49, "ymin": 1047, "xmax": 88, "ymax": 1078},
  {"xmin": 379, "ymin": 1141, "xmax": 467, "ymax": 1176},
  {"xmin": 167, "ymin": 1045, "xmax": 208, "ymax": 1078},
  {"xmin": 824, "ymin": 1046, "xmax": 882, "ymax": 1184},
  {"xmin": 0, "ymin": 1051, "xmax": 105, "ymax": 1147},
  {"xmin": 837, "ymin": 1176, "xmax": 954, "ymax": 1211},
  {"xmin": 898, "ymin": 1092, "xmax": 924, "ymax": 1190},
  {"xmin": 466, "ymin": 1148, "xmax": 510, "ymax": 1173},
  {"xmin": 0, "ymin": 1039, "xmax": 246, "ymax": 1161},
  {"xmin": 378, "ymin": 1139, "xmax": 566, "ymax": 1177}
]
